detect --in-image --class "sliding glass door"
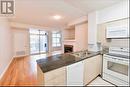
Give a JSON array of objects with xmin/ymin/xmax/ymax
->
[
  {"xmin": 40, "ymin": 31, "xmax": 48, "ymax": 53},
  {"xmin": 30, "ymin": 29, "xmax": 48, "ymax": 55},
  {"xmin": 30, "ymin": 33, "xmax": 39, "ymax": 54}
]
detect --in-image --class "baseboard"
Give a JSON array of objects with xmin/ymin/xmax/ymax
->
[
  {"xmin": 0, "ymin": 56, "xmax": 14, "ymax": 80},
  {"xmin": 13, "ymin": 54, "xmax": 29, "ymax": 58}
]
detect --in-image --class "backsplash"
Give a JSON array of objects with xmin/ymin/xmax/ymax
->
[
  {"xmin": 109, "ymin": 39, "xmax": 129, "ymax": 48},
  {"xmin": 88, "ymin": 44, "xmax": 100, "ymax": 52}
]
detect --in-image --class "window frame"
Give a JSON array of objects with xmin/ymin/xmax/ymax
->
[{"xmin": 52, "ymin": 31, "xmax": 62, "ymax": 48}]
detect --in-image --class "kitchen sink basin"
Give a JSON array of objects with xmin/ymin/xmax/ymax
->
[{"xmin": 71, "ymin": 50, "xmax": 91, "ymax": 58}]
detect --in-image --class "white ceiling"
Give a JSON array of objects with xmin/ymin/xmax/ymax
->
[{"xmin": 10, "ymin": 0, "xmax": 122, "ymax": 28}]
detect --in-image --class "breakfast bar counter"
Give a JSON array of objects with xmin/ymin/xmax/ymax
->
[
  {"xmin": 36, "ymin": 51, "xmax": 100, "ymax": 73},
  {"xmin": 36, "ymin": 51, "xmax": 102, "ymax": 86}
]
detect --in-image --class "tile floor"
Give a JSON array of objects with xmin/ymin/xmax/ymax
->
[{"xmin": 88, "ymin": 77, "xmax": 115, "ymax": 86}]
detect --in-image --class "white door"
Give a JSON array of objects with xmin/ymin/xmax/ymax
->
[{"xmin": 13, "ymin": 30, "xmax": 29, "ymax": 57}]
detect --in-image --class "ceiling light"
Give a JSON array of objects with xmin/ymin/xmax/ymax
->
[{"xmin": 53, "ymin": 15, "xmax": 61, "ymax": 20}]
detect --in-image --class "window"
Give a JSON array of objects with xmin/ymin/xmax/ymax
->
[{"xmin": 52, "ymin": 31, "xmax": 62, "ymax": 47}]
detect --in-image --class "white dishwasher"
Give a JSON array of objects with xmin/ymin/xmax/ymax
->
[{"xmin": 67, "ymin": 61, "xmax": 84, "ymax": 86}]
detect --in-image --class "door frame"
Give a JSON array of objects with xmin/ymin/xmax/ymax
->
[{"xmin": 29, "ymin": 29, "xmax": 49, "ymax": 55}]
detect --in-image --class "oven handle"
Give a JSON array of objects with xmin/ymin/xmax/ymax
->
[
  {"xmin": 104, "ymin": 56, "xmax": 117, "ymax": 60},
  {"xmin": 106, "ymin": 57, "xmax": 128, "ymax": 62},
  {"xmin": 104, "ymin": 55, "xmax": 129, "ymax": 61},
  {"xmin": 104, "ymin": 57, "xmax": 129, "ymax": 65}
]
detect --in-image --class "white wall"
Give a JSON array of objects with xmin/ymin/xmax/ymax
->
[
  {"xmin": 97, "ymin": 0, "xmax": 129, "ymax": 24},
  {"xmin": 67, "ymin": 16, "xmax": 88, "ymax": 26},
  {"xmin": 0, "ymin": 18, "xmax": 13, "ymax": 79},
  {"xmin": 11, "ymin": 22, "xmax": 63, "ymax": 55},
  {"xmin": 12, "ymin": 28, "xmax": 30, "ymax": 57}
]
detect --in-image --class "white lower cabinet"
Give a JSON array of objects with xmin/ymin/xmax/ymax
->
[
  {"xmin": 84, "ymin": 55, "xmax": 102, "ymax": 85},
  {"xmin": 67, "ymin": 61, "xmax": 84, "ymax": 86}
]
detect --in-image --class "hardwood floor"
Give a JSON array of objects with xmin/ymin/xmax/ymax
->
[{"xmin": 0, "ymin": 52, "xmax": 62, "ymax": 86}]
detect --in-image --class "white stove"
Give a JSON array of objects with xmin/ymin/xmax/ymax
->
[{"xmin": 103, "ymin": 47, "xmax": 129, "ymax": 86}]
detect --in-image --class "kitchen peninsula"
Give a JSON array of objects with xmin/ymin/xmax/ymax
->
[{"xmin": 37, "ymin": 50, "xmax": 102, "ymax": 86}]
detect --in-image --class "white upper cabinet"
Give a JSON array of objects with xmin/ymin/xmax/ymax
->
[
  {"xmin": 106, "ymin": 26, "xmax": 129, "ymax": 38},
  {"xmin": 97, "ymin": 0, "xmax": 129, "ymax": 24},
  {"xmin": 88, "ymin": 11, "xmax": 98, "ymax": 44}
]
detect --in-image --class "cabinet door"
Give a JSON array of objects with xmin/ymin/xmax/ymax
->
[
  {"xmin": 84, "ymin": 55, "xmax": 102, "ymax": 85},
  {"xmin": 97, "ymin": 24, "xmax": 109, "ymax": 45},
  {"xmin": 53, "ymin": 75, "xmax": 66, "ymax": 86},
  {"xmin": 67, "ymin": 61, "xmax": 84, "ymax": 86},
  {"xmin": 44, "ymin": 67, "xmax": 66, "ymax": 86}
]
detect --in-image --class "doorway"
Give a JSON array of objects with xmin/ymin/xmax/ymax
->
[{"xmin": 29, "ymin": 29, "xmax": 48, "ymax": 55}]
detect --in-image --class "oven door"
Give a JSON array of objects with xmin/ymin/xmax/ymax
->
[{"xmin": 103, "ymin": 54, "xmax": 129, "ymax": 82}]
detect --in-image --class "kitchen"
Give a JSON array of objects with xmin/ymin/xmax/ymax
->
[
  {"xmin": 0, "ymin": 0, "xmax": 129, "ymax": 86},
  {"xmin": 37, "ymin": 18, "xmax": 129, "ymax": 86},
  {"xmin": 37, "ymin": 1, "xmax": 129, "ymax": 86}
]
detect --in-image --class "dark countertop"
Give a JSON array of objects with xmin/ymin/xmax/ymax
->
[{"xmin": 36, "ymin": 51, "xmax": 101, "ymax": 73}]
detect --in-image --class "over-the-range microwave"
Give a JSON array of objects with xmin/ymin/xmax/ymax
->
[{"xmin": 106, "ymin": 26, "xmax": 129, "ymax": 38}]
